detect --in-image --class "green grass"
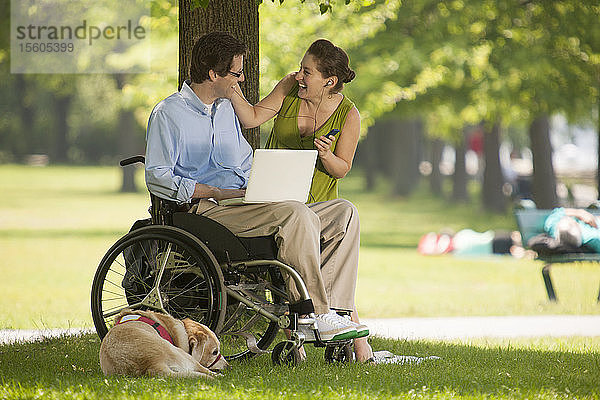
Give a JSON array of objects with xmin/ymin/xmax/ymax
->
[
  {"xmin": 1, "ymin": 334, "xmax": 599, "ymax": 399},
  {"xmin": 2, "ymin": 165, "xmax": 600, "ymax": 399},
  {"xmin": 1, "ymin": 165, "xmax": 599, "ymax": 329}
]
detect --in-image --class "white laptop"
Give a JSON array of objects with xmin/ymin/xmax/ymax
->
[{"xmin": 218, "ymin": 149, "xmax": 318, "ymax": 205}]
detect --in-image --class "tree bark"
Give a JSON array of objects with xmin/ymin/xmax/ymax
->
[
  {"xmin": 529, "ymin": 115, "xmax": 558, "ymax": 208},
  {"xmin": 14, "ymin": 76, "xmax": 35, "ymax": 160},
  {"xmin": 597, "ymin": 83, "xmax": 600, "ymax": 200},
  {"xmin": 429, "ymin": 138, "xmax": 444, "ymax": 197},
  {"xmin": 115, "ymin": 75, "xmax": 139, "ymax": 193},
  {"xmin": 452, "ymin": 128, "xmax": 469, "ymax": 202},
  {"xmin": 482, "ymin": 122, "xmax": 506, "ymax": 213},
  {"xmin": 52, "ymin": 95, "xmax": 71, "ymax": 163},
  {"xmin": 178, "ymin": 0, "xmax": 260, "ymax": 149},
  {"xmin": 362, "ymin": 123, "xmax": 380, "ymax": 191},
  {"xmin": 391, "ymin": 119, "xmax": 421, "ymax": 196}
]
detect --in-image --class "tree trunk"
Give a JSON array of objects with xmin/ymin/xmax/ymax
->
[
  {"xmin": 529, "ymin": 115, "xmax": 558, "ymax": 208},
  {"xmin": 14, "ymin": 76, "xmax": 35, "ymax": 160},
  {"xmin": 482, "ymin": 122, "xmax": 506, "ymax": 213},
  {"xmin": 178, "ymin": 0, "xmax": 260, "ymax": 149},
  {"xmin": 391, "ymin": 119, "xmax": 420, "ymax": 196},
  {"xmin": 452, "ymin": 128, "xmax": 469, "ymax": 202},
  {"xmin": 597, "ymin": 83, "xmax": 600, "ymax": 200},
  {"xmin": 53, "ymin": 95, "xmax": 71, "ymax": 163},
  {"xmin": 429, "ymin": 138, "xmax": 444, "ymax": 197},
  {"xmin": 115, "ymin": 75, "xmax": 139, "ymax": 193},
  {"xmin": 412, "ymin": 119, "xmax": 424, "ymax": 186},
  {"xmin": 362, "ymin": 124, "xmax": 380, "ymax": 191}
]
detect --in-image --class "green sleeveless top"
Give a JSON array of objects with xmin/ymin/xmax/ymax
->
[{"xmin": 266, "ymin": 82, "xmax": 355, "ymax": 203}]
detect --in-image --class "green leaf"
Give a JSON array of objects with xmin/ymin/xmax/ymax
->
[{"xmin": 319, "ymin": 3, "xmax": 332, "ymax": 14}]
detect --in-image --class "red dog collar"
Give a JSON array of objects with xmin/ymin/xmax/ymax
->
[
  {"xmin": 116, "ymin": 314, "xmax": 175, "ymax": 346},
  {"xmin": 207, "ymin": 353, "xmax": 223, "ymax": 369}
]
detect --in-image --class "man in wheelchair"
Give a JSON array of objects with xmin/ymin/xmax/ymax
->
[{"xmin": 144, "ymin": 32, "xmax": 371, "ymax": 361}]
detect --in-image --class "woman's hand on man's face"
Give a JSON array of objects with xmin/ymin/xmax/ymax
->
[{"xmin": 225, "ymin": 82, "xmax": 241, "ymax": 100}]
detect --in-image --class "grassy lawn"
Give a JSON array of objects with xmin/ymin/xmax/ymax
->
[
  {"xmin": 1, "ymin": 165, "xmax": 599, "ymax": 329},
  {"xmin": 0, "ymin": 334, "xmax": 599, "ymax": 399},
  {"xmin": 1, "ymin": 165, "xmax": 600, "ymax": 399}
]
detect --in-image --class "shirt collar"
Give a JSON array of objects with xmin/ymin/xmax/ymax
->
[{"xmin": 181, "ymin": 80, "xmax": 225, "ymax": 116}]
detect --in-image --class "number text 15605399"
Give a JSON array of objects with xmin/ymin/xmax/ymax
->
[{"xmin": 19, "ymin": 42, "xmax": 74, "ymax": 53}]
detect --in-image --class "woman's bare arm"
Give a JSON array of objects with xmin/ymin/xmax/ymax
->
[{"xmin": 228, "ymin": 73, "xmax": 297, "ymax": 129}]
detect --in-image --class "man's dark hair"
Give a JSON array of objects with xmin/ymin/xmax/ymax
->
[{"xmin": 190, "ymin": 32, "xmax": 247, "ymax": 83}]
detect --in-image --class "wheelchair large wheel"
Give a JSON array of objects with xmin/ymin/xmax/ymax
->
[
  {"xmin": 91, "ymin": 225, "xmax": 226, "ymax": 340},
  {"xmin": 219, "ymin": 265, "xmax": 287, "ymax": 361}
]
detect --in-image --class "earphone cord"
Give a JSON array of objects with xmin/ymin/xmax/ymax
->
[
  {"xmin": 307, "ymin": 87, "xmax": 326, "ymax": 204},
  {"xmin": 313, "ymin": 86, "xmax": 325, "ymax": 149}
]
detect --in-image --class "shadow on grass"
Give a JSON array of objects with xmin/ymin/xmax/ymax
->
[{"xmin": 0, "ymin": 334, "xmax": 598, "ymax": 399}]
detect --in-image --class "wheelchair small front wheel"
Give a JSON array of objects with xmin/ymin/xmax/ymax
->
[
  {"xmin": 324, "ymin": 342, "xmax": 354, "ymax": 364},
  {"xmin": 91, "ymin": 225, "xmax": 226, "ymax": 339},
  {"xmin": 271, "ymin": 341, "xmax": 300, "ymax": 366}
]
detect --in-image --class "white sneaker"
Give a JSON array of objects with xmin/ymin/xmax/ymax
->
[
  {"xmin": 348, "ymin": 320, "xmax": 370, "ymax": 338},
  {"xmin": 315, "ymin": 311, "xmax": 358, "ymax": 341},
  {"xmin": 338, "ymin": 314, "xmax": 369, "ymax": 338}
]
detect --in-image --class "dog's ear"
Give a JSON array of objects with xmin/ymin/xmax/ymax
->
[
  {"xmin": 188, "ymin": 335, "xmax": 198, "ymax": 355},
  {"xmin": 189, "ymin": 331, "xmax": 209, "ymax": 360}
]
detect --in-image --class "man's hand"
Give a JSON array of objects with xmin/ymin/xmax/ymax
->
[
  {"xmin": 214, "ymin": 188, "xmax": 246, "ymax": 201},
  {"xmin": 193, "ymin": 184, "xmax": 245, "ymax": 201}
]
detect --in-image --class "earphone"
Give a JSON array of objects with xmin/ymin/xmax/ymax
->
[{"xmin": 325, "ymin": 80, "xmax": 333, "ymax": 87}]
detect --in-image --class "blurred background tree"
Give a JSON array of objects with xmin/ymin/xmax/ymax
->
[{"xmin": 1, "ymin": 0, "xmax": 598, "ymax": 210}]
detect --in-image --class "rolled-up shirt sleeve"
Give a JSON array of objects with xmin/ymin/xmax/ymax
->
[{"xmin": 145, "ymin": 109, "xmax": 196, "ymax": 203}]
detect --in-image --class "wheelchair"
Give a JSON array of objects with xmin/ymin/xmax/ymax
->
[{"xmin": 90, "ymin": 156, "xmax": 355, "ymax": 365}]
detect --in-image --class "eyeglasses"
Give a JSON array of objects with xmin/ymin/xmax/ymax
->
[{"xmin": 228, "ymin": 69, "xmax": 244, "ymax": 78}]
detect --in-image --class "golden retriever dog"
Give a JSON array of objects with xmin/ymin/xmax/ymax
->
[{"xmin": 99, "ymin": 310, "xmax": 229, "ymax": 378}]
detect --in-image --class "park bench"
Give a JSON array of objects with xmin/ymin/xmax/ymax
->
[{"xmin": 514, "ymin": 206, "xmax": 600, "ymax": 302}]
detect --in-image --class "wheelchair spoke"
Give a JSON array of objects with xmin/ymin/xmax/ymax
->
[
  {"xmin": 103, "ymin": 301, "xmax": 143, "ymax": 319},
  {"xmin": 101, "ymin": 287, "xmax": 126, "ymax": 298},
  {"xmin": 166, "ymin": 276, "xmax": 208, "ymax": 299},
  {"xmin": 92, "ymin": 226, "xmax": 225, "ymax": 341}
]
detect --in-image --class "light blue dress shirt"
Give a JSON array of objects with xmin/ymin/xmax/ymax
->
[{"xmin": 145, "ymin": 80, "xmax": 253, "ymax": 203}]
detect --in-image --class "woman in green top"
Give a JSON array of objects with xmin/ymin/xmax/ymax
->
[
  {"xmin": 227, "ymin": 39, "xmax": 361, "ymax": 204},
  {"xmin": 226, "ymin": 39, "xmax": 371, "ymax": 362}
]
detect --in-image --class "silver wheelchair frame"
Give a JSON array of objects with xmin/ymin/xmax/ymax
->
[{"xmin": 90, "ymin": 156, "xmax": 354, "ymax": 365}]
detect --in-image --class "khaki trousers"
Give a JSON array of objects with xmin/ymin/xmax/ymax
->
[{"xmin": 192, "ymin": 198, "xmax": 360, "ymax": 314}]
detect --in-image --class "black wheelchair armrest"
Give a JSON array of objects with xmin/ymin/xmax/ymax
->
[{"xmin": 120, "ymin": 155, "xmax": 145, "ymax": 166}]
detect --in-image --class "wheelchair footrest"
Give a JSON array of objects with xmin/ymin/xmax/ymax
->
[
  {"xmin": 230, "ymin": 331, "xmax": 270, "ymax": 355},
  {"xmin": 288, "ymin": 299, "xmax": 314, "ymax": 315}
]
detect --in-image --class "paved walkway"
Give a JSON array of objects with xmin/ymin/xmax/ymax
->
[
  {"xmin": 2, "ymin": 316, "xmax": 600, "ymax": 345},
  {"xmin": 363, "ymin": 315, "xmax": 600, "ymax": 340},
  {"xmin": 0, "ymin": 328, "xmax": 92, "ymax": 345}
]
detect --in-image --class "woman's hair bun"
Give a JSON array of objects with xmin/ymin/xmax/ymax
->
[{"xmin": 343, "ymin": 69, "xmax": 356, "ymax": 83}]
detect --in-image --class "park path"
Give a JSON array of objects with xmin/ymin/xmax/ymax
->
[
  {"xmin": 363, "ymin": 315, "xmax": 600, "ymax": 340},
  {"xmin": 1, "ymin": 315, "xmax": 600, "ymax": 345}
]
